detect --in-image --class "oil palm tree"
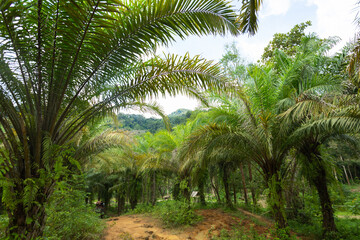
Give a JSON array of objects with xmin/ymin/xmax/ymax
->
[
  {"xmin": 181, "ymin": 66, "xmax": 297, "ymax": 231},
  {"xmin": 277, "ymin": 36, "xmax": 346, "ymax": 235},
  {"xmin": 0, "ymin": 0, "xmax": 244, "ymax": 237},
  {"xmin": 148, "ymin": 119, "xmax": 202, "ymax": 202}
]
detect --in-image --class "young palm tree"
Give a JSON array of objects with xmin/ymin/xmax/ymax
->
[
  {"xmin": 0, "ymin": 0, "xmax": 244, "ymax": 237},
  {"xmin": 149, "ymin": 120, "xmax": 203, "ymax": 202}
]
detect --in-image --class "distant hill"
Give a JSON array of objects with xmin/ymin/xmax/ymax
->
[
  {"xmin": 117, "ymin": 109, "xmax": 192, "ymax": 133},
  {"xmin": 168, "ymin": 108, "xmax": 190, "ymax": 117}
]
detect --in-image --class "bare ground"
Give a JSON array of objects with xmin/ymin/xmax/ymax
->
[{"xmin": 102, "ymin": 208, "xmax": 274, "ymax": 240}]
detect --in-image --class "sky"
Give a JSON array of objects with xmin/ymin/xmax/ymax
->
[{"xmin": 125, "ymin": 0, "xmax": 359, "ymax": 118}]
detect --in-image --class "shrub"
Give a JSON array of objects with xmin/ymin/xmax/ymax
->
[
  {"xmin": 336, "ymin": 218, "xmax": 360, "ymax": 240},
  {"xmin": 43, "ymin": 179, "xmax": 105, "ymax": 240},
  {"xmin": 154, "ymin": 201, "xmax": 202, "ymax": 228},
  {"xmin": 127, "ymin": 203, "xmax": 153, "ymax": 214},
  {"xmin": 344, "ymin": 193, "xmax": 360, "ymax": 215}
]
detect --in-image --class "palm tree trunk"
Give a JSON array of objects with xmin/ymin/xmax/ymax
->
[
  {"xmin": 240, "ymin": 163, "xmax": 248, "ymax": 205},
  {"xmin": 312, "ymin": 163, "xmax": 337, "ymax": 235},
  {"xmin": 222, "ymin": 165, "xmax": 232, "ymax": 207},
  {"xmin": 267, "ymin": 173, "xmax": 288, "ymax": 232},
  {"xmin": 173, "ymin": 181, "xmax": 180, "ymax": 200},
  {"xmin": 129, "ymin": 174, "xmax": 139, "ymax": 210},
  {"xmin": 151, "ymin": 171, "xmax": 156, "ymax": 206},
  {"xmin": 141, "ymin": 178, "xmax": 145, "ymax": 203},
  {"xmin": 348, "ymin": 165, "xmax": 354, "ymax": 183},
  {"xmin": 104, "ymin": 183, "xmax": 111, "ymax": 213},
  {"xmin": 182, "ymin": 178, "xmax": 191, "ymax": 203},
  {"xmin": 7, "ymin": 182, "xmax": 52, "ymax": 239},
  {"xmin": 117, "ymin": 191, "xmax": 125, "ymax": 215},
  {"xmin": 211, "ymin": 176, "xmax": 221, "ymax": 203},
  {"xmin": 147, "ymin": 175, "xmax": 151, "ymax": 204},
  {"xmin": 302, "ymin": 142, "xmax": 337, "ymax": 236},
  {"xmin": 248, "ymin": 164, "xmax": 257, "ymax": 205},
  {"xmin": 8, "ymin": 204, "xmax": 47, "ymax": 240},
  {"xmin": 343, "ymin": 165, "xmax": 351, "ymax": 185},
  {"xmin": 198, "ymin": 178, "xmax": 206, "ymax": 206},
  {"xmin": 232, "ymin": 182, "xmax": 237, "ymax": 204},
  {"xmin": 354, "ymin": 165, "xmax": 358, "ymax": 179}
]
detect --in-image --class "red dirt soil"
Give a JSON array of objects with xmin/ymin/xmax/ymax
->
[{"xmin": 102, "ymin": 208, "xmax": 275, "ymax": 240}]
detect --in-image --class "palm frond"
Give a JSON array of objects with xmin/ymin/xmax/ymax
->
[{"xmin": 237, "ymin": 0, "xmax": 263, "ymax": 35}]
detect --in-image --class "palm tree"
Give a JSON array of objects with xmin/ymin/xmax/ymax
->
[
  {"xmin": 83, "ymin": 129, "xmax": 153, "ymax": 211},
  {"xmin": 276, "ymin": 36, "xmax": 346, "ymax": 235},
  {"xmin": 149, "ymin": 120, "xmax": 201, "ymax": 203},
  {"xmin": 181, "ymin": 66, "xmax": 299, "ymax": 231},
  {"xmin": 0, "ymin": 0, "xmax": 244, "ymax": 237}
]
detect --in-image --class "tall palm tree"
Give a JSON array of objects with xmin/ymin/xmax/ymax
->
[
  {"xmin": 181, "ymin": 66, "xmax": 298, "ymax": 231},
  {"xmin": 277, "ymin": 36, "xmax": 346, "ymax": 235},
  {"xmin": 0, "ymin": 0, "xmax": 243, "ymax": 237}
]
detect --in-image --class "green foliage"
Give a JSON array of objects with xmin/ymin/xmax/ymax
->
[
  {"xmin": 285, "ymin": 185, "xmax": 360, "ymax": 239},
  {"xmin": 154, "ymin": 201, "xmax": 202, "ymax": 228},
  {"xmin": 210, "ymin": 225, "xmax": 268, "ymax": 240},
  {"xmin": 262, "ymin": 21, "xmax": 312, "ymax": 63},
  {"xmin": 0, "ymin": 214, "xmax": 8, "ymax": 239},
  {"xmin": 127, "ymin": 204, "xmax": 154, "ymax": 214},
  {"xmin": 220, "ymin": 43, "xmax": 249, "ymax": 84},
  {"xmin": 289, "ymin": 217, "xmax": 360, "ymax": 240},
  {"xmin": 270, "ymin": 227, "xmax": 295, "ymax": 240},
  {"xmin": 43, "ymin": 178, "xmax": 105, "ymax": 240},
  {"xmin": 127, "ymin": 200, "xmax": 202, "ymax": 227},
  {"xmin": 344, "ymin": 193, "xmax": 360, "ymax": 215},
  {"xmin": 117, "ymin": 109, "xmax": 193, "ymax": 133},
  {"xmin": 23, "ymin": 179, "xmax": 39, "ymax": 213},
  {"xmin": 0, "ymin": 0, "xmax": 240, "ymax": 236},
  {"xmin": 335, "ymin": 218, "xmax": 360, "ymax": 240},
  {"xmin": 0, "ymin": 179, "xmax": 16, "ymax": 212},
  {"xmin": 238, "ymin": 0, "xmax": 262, "ymax": 35}
]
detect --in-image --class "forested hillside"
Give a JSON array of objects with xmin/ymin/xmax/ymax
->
[{"xmin": 117, "ymin": 109, "xmax": 193, "ymax": 133}]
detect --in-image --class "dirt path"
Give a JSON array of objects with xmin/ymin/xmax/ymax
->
[{"xmin": 103, "ymin": 209, "xmax": 273, "ymax": 240}]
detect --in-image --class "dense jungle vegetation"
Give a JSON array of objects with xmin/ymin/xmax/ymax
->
[{"xmin": 0, "ymin": 0, "xmax": 360, "ymax": 239}]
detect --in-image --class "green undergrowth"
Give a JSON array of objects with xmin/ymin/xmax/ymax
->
[
  {"xmin": 43, "ymin": 179, "xmax": 105, "ymax": 240},
  {"xmin": 210, "ymin": 227, "xmax": 267, "ymax": 240},
  {"xmin": 0, "ymin": 214, "xmax": 8, "ymax": 239},
  {"xmin": 210, "ymin": 223, "xmax": 297, "ymax": 240},
  {"xmin": 128, "ymin": 200, "xmax": 202, "ymax": 228},
  {"xmin": 288, "ymin": 217, "xmax": 360, "ymax": 240},
  {"xmin": 0, "ymin": 179, "xmax": 105, "ymax": 240},
  {"xmin": 127, "ymin": 195, "xmax": 360, "ymax": 239},
  {"xmin": 238, "ymin": 202, "xmax": 270, "ymax": 216}
]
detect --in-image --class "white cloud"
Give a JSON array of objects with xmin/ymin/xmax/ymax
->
[
  {"xmin": 307, "ymin": 0, "xmax": 358, "ymax": 51},
  {"xmin": 236, "ymin": 38, "xmax": 268, "ymax": 62},
  {"xmin": 260, "ymin": 0, "xmax": 291, "ymax": 18}
]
